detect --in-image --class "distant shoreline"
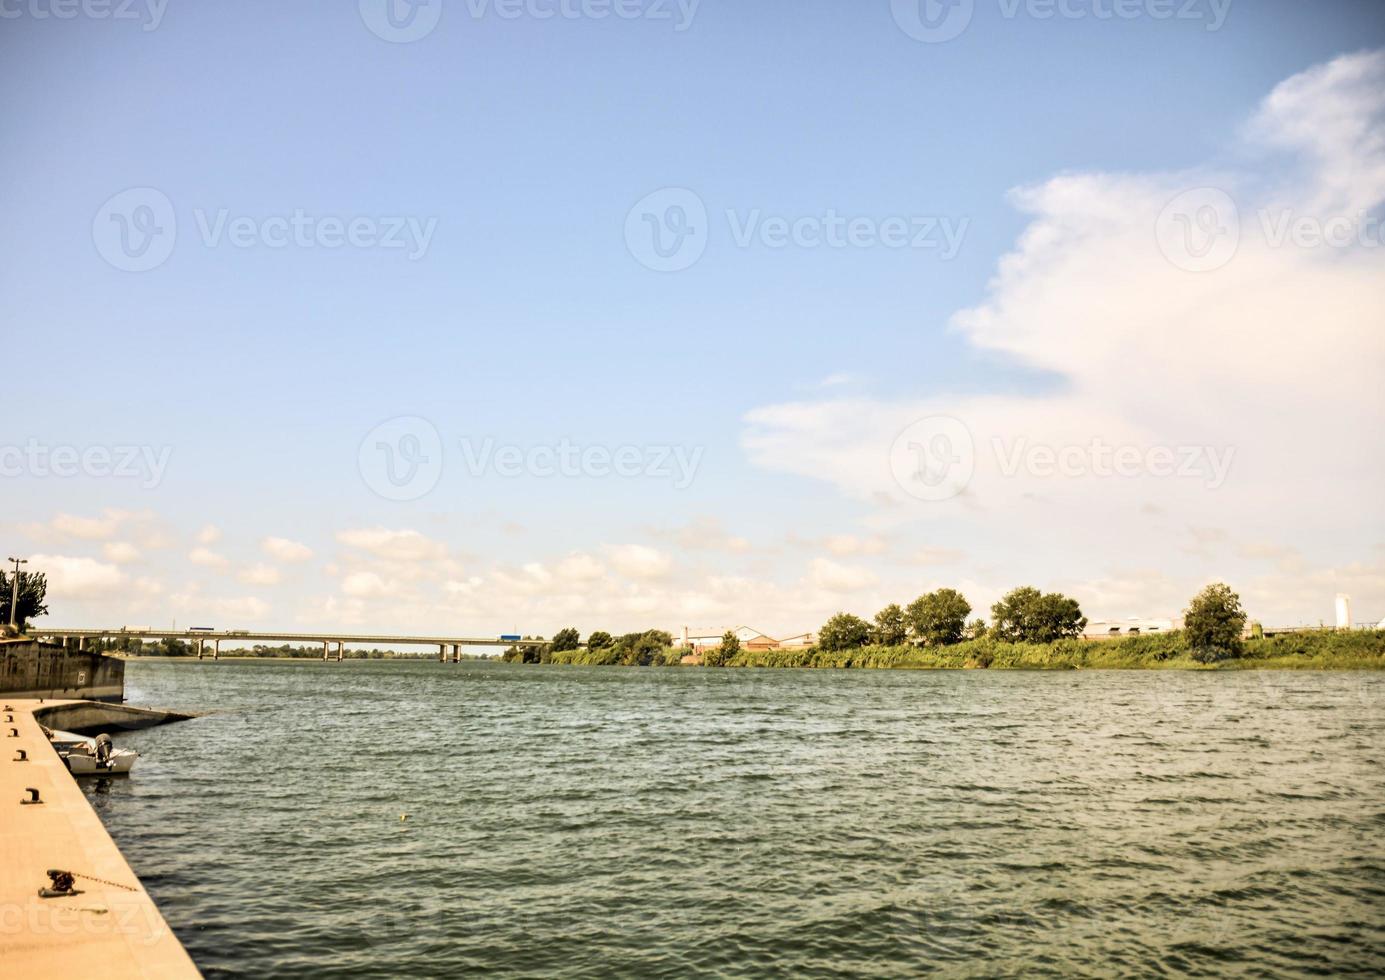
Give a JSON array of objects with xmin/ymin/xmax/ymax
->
[
  {"xmin": 110, "ymin": 629, "xmax": 1385, "ymax": 670},
  {"xmin": 547, "ymin": 629, "xmax": 1385, "ymax": 670}
]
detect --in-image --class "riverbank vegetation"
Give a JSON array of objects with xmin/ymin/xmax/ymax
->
[
  {"xmin": 718, "ymin": 628, "xmax": 1385, "ymax": 670},
  {"xmin": 526, "ymin": 582, "xmax": 1385, "ymax": 670}
]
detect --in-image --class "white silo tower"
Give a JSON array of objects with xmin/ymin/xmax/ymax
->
[{"xmin": 1335, "ymin": 594, "xmax": 1352, "ymax": 630}]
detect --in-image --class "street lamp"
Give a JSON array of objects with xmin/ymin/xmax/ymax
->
[{"xmin": 7, "ymin": 557, "xmax": 28, "ymax": 630}]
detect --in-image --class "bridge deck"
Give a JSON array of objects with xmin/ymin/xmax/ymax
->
[{"xmin": 35, "ymin": 628, "xmax": 545, "ymax": 647}]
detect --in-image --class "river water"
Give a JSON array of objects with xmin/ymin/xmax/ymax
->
[{"xmin": 81, "ymin": 659, "xmax": 1385, "ymax": 977}]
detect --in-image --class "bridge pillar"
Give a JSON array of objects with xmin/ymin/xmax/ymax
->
[
  {"xmin": 336, "ymin": 642, "xmax": 344, "ymax": 662},
  {"xmin": 438, "ymin": 644, "xmax": 446, "ymax": 663},
  {"xmin": 195, "ymin": 639, "xmax": 203, "ymax": 660},
  {"xmin": 322, "ymin": 640, "xmax": 330, "ymax": 661},
  {"xmin": 213, "ymin": 639, "xmax": 220, "ymax": 661},
  {"xmin": 451, "ymin": 644, "xmax": 460, "ymax": 663},
  {"xmin": 78, "ymin": 636, "xmax": 85, "ymax": 651}
]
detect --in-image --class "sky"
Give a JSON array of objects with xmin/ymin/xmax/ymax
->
[{"xmin": 2, "ymin": 0, "xmax": 1383, "ymax": 640}]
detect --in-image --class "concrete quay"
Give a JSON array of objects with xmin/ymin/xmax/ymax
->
[{"xmin": 1, "ymin": 699, "xmax": 199, "ymax": 977}]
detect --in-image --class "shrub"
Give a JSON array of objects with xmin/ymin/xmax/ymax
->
[
  {"xmin": 1184, "ymin": 583, "xmax": 1247, "ymax": 662},
  {"xmin": 818, "ymin": 613, "xmax": 872, "ymax": 652},
  {"xmin": 990, "ymin": 587, "xmax": 1086, "ymax": 643},
  {"xmin": 906, "ymin": 588, "xmax": 972, "ymax": 646},
  {"xmin": 872, "ymin": 604, "xmax": 908, "ymax": 646}
]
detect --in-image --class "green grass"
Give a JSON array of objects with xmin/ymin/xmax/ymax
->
[{"xmin": 712, "ymin": 629, "xmax": 1385, "ymax": 670}]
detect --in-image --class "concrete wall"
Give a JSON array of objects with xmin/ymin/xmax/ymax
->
[
  {"xmin": 32, "ymin": 699, "xmax": 193, "ymax": 734},
  {"xmin": 0, "ymin": 639, "xmax": 124, "ymax": 703}
]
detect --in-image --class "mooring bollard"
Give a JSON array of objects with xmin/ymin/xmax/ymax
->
[
  {"xmin": 21, "ymin": 787, "xmax": 42, "ymax": 805},
  {"xmin": 7, "ymin": 728, "xmax": 17, "ymax": 737},
  {"xmin": 13, "ymin": 749, "xmax": 28, "ymax": 762}
]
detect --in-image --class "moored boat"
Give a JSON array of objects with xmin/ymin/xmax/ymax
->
[{"xmin": 44, "ymin": 728, "xmax": 139, "ymax": 775}]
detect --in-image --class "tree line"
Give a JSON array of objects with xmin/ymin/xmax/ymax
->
[
  {"xmin": 502, "ymin": 628, "xmax": 680, "ymax": 666},
  {"xmin": 816, "ymin": 586, "xmax": 1088, "ymax": 652},
  {"xmin": 809, "ymin": 582, "xmax": 1250, "ymax": 661},
  {"xmin": 497, "ymin": 582, "xmax": 1254, "ymax": 667}
]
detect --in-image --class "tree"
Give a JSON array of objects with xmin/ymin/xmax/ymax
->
[
  {"xmin": 502, "ymin": 635, "xmax": 547, "ymax": 663},
  {"xmin": 906, "ymin": 588, "xmax": 972, "ymax": 646},
  {"xmin": 965, "ymin": 618, "xmax": 989, "ymax": 641},
  {"xmin": 818, "ymin": 612, "xmax": 871, "ymax": 652},
  {"xmin": 872, "ymin": 603, "xmax": 908, "ymax": 646},
  {"xmin": 551, "ymin": 627, "xmax": 580, "ymax": 652},
  {"xmin": 0, "ymin": 570, "xmax": 48, "ymax": 631},
  {"xmin": 990, "ymin": 587, "xmax": 1086, "ymax": 643},
  {"xmin": 705, "ymin": 630, "xmax": 740, "ymax": 667},
  {"xmin": 1184, "ymin": 582, "xmax": 1247, "ymax": 662},
  {"xmin": 587, "ymin": 631, "xmax": 613, "ymax": 650},
  {"xmin": 612, "ymin": 629, "xmax": 674, "ymax": 666}
]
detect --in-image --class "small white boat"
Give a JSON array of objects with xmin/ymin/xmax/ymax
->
[{"xmin": 45, "ymin": 729, "xmax": 139, "ymax": 775}]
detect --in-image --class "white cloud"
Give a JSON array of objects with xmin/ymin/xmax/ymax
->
[
  {"xmin": 50, "ymin": 512, "xmax": 121, "ymax": 540},
  {"xmin": 239, "ymin": 563, "xmax": 283, "ymax": 586},
  {"xmin": 606, "ymin": 544, "xmax": 672, "ymax": 580},
  {"xmin": 341, "ymin": 571, "xmax": 394, "ymax": 598},
  {"xmin": 196, "ymin": 524, "xmax": 222, "ymax": 545},
  {"xmin": 172, "ymin": 594, "xmax": 270, "ymax": 621},
  {"xmin": 648, "ymin": 517, "xmax": 752, "ymax": 554},
  {"xmin": 910, "ymin": 546, "xmax": 963, "ymax": 566},
  {"xmin": 555, "ymin": 552, "xmax": 605, "ymax": 582},
  {"xmin": 823, "ymin": 534, "xmax": 888, "ymax": 557},
  {"xmin": 189, "ymin": 547, "xmax": 229, "ymax": 568},
  {"xmin": 741, "ymin": 51, "xmax": 1385, "ymax": 623},
  {"xmin": 29, "ymin": 554, "xmax": 125, "ymax": 597},
  {"xmin": 336, "ymin": 528, "xmax": 446, "ymax": 562},
  {"xmin": 102, "ymin": 541, "xmax": 141, "ymax": 564},
  {"xmin": 261, "ymin": 537, "xmax": 313, "ymax": 563},
  {"xmin": 808, "ymin": 557, "xmax": 878, "ymax": 594},
  {"xmin": 444, "ymin": 576, "xmax": 484, "ymax": 596}
]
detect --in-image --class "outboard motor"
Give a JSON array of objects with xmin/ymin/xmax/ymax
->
[{"xmin": 94, "ymin": 733, "xmax": 113, "ymax": 767}]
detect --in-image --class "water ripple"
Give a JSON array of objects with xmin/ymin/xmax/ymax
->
[{"xmin": 80, "ymin": 660, "xmax": 1385, "ymax": 977}]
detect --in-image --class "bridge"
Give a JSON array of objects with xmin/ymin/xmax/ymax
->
[{"xmin": 30, "ymin": 628, "xmax": 547, "ymax": 662}]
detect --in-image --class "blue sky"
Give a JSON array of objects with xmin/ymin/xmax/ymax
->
[{"xmin": 3, "ymin": 0, "xmax": 1383, "ymax": 636}]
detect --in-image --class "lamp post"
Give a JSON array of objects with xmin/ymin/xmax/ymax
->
[{"xmin": 7, "ymin": 557, "xmax": 28, "ymax": 630}]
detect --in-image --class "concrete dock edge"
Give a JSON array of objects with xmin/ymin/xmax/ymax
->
[{"xmin": 0, "ymin": 699, "xmax": 201, "ymax": 977}]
